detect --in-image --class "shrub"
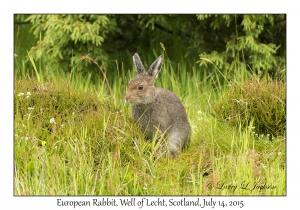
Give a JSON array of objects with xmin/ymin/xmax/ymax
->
[
  {"xmin": 212, "ymin": 78, "xmax": 286, "ymax": 138},
  {"xmin": 197, "ymin": 14, "xmax": 286, "ymax": 78},
  {"xmin": 16, "ymin": 14, "xmax": 285, "ymax": 81},
  {"xmin": 25, "ymin": 14, "xmax": 116, "ymax": 75}
]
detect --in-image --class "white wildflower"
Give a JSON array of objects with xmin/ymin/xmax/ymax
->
[
  {"xmin": 18, "ymin": 92, "xmax": 24, "ymax": 97},
  {"xmin": 50, "ymin": 118, "xmax": 56, "ymax": 124},
  {"xmin": 261, "ymin": 164, "xmax": 267, "ymax": 169},
  {"xmin": 26, "ymin": 92, "xmax": 31, "ymax": 99},
  {"xmin": 197, "ymin": 110, "xmax": 203, "ymax": 115}
]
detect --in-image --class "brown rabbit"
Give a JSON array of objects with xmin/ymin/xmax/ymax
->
[{"xmin": 125, "ymin": 53, "xmax": 191, "ymax": 157}]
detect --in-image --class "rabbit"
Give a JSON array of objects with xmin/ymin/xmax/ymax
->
[{"xmin": 125, "ymin": 53, "xmax": 191, "ymax": 157}]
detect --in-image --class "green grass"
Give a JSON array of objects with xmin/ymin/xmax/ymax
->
[{"xmin": 14, "ymin": 46, "xmax": 286, "ymax": 195}]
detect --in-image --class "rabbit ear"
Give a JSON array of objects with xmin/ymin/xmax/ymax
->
[
  {"xmin": 148, "ymin": 55, "xmax": 163, "ymax": 79},
  {"xmin": 133, "ymin": 53, "xmax": 145, "ymax": 74}
]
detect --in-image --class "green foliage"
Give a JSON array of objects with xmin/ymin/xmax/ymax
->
[
  {"xmin": 15, "ymin": 14, "xmax": 286, "ymax": 84},
  {"xmin": 14, "ymin": 77, "xmax": 145, "ymax": 195},
  {"xmin": 26, "ymin": 14, "xmax": 116, "ymax": 75},
  {"xmin": 197, "ymin": 15, "xmax": 286, "ymax": 78},
  {"xmin": 14, "ymin": 15, "xmax": 37, "ymax": 78},
  {"xmin": 212, "ymin": 78, "xmax": 286, "ymax": 138},
  {"xmin": 14, "ymin": 76, "xmax": 286, "ymax": 195}
]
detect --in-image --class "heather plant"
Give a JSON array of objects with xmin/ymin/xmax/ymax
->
[{"xmin": 212, "ymin": 78, "xmax": 286, "ymax": 138}]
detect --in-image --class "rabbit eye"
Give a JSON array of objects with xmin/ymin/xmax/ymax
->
[{"xmin": 138, "ymin": 85, "xmax": 144, "ymax": 90}]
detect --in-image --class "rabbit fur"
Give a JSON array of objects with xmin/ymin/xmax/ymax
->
[{"xmin": 125, "ymin": 53, "xmax": 191, "ymax": 157}]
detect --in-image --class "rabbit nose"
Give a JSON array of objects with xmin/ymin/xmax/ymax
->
[{"xmin": 124, "ymin": 94, "xmax": 130, "ymax": 102}]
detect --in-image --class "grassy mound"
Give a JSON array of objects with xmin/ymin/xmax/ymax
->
[
  {"xmin": 14, "ymin": 77, "xmax": 140, "ymax": 195},
  {"xmin": 212, "ymin": 79, "xmax": 286, "ymax": 138}
]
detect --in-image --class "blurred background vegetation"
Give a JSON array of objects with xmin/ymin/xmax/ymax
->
[{"xmin": 14, "ymin": 14, "xmax": 286, "ymax": 82}]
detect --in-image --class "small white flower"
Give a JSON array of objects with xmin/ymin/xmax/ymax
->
[
  {"xmin": 50, "ymin": 118, "xmax": 56, "ymax": 124},
  {"xmin": 261, "ymin": 164, "xmax": 267, "ymax": 169},
  {"xmin": 197, "ymin": 110, "xmax": 203, "ymax": 115},
  {"xmin": 278, "ymin": 152, "xmax": 282, "ymax": 156},
  {"xmin": 27, "ymin": 107, "xmax": 34, "ymax": 110},
  {"xmin": 22, "ymin": 124, "xmax": 25, "ymax": 127},
  {"xmin": 143, "ymin": 183, "xmax": 148, "ymax": 190},
  {"xmin": 26, "ymin": 95, "xmax": 30, "ymax": 99},
  {"xmin": 27, "ymin": 92, "xmax": 31, "ymax": 96},
  {"xmin": 24, "ymin": 137, "xmax": 29, "ymax": 141},
  {"xmin": 191, "ymin": 124, "xmax": 197, "ymax": 130},
  {"xmin": 61, "ymin": 124, "xmax": 65, "ymax": 128},
  {"xmin": 18, "ymin": 92, "xmax": 24, "ymax": 97}
]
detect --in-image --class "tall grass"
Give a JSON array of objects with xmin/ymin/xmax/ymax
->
[{"xmin": 14, "ymin": 39, "xmax": 286, "ymax": 196}]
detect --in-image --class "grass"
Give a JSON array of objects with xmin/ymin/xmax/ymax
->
[
  {"xmin": 212, "ymin": 78, "xmax": 286, "ymax": 138},
  {"xmin": 13, "ymin": 49, "xmax": 286, "ymax": 195}
]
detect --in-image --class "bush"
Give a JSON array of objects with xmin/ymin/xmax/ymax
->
[
  {"xmin": 16, "ymin": 14, "xmax": 285, "ymax": 81},
  {"xmin": 197, "ymin": 14, "xmax": 286, "ymax": 78},
  {"xmin": 212, "ymin": 78, "xmax": 286, "ymax": 138},
  {"xmin": 25, "ymin": 14, "xmax": 116, "ymax": 75}
]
